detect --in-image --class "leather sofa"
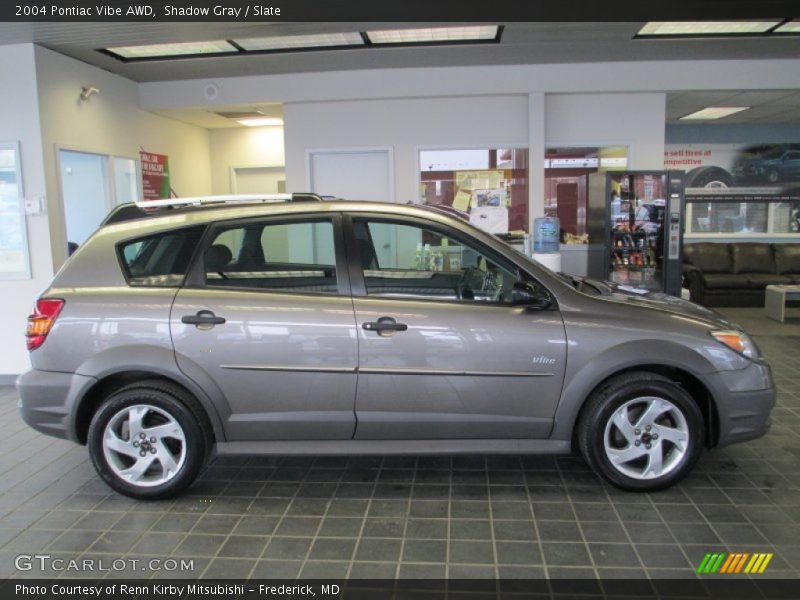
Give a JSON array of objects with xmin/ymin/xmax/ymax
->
[{"xmin": 682, "ymin": 242, "xmax": 800, "ymax": 307}]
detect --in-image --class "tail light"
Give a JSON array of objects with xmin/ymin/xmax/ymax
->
[{"xmin": 26, "ymin": 298, "xmax": 64, "ymax": 350}]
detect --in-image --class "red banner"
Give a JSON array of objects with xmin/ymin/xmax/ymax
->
[{"xmin": 140, "ymin": 151, "xmax": 171, "ymax": 201}]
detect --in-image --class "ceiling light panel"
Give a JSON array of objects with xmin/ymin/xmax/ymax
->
[
  {"xmin": 237, "ymin": 118, "xmax": 284, "ymax": 127},
  {"xmin": 775, "ymin": 20, "xmax": 800, "ymax": 33},
  {"xmin": 107, "ymin": 40, "xmax": 237, "ymax": 59},
  {"xmin": 679, "ymin": 107, "xmax": 750, "ymax": 120},
  {"xmin": 235, "ymin": 32, "xmax": 364, "ymax": 51},
  {"xmin": 366, "ymin": 25, "xmax": 498, "ymax": 44},
  {"xmin": 638, "ymin": 21, "xmax": 780, "ymax": 36}
]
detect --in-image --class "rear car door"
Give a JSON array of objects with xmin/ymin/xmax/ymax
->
[
  {"xmin": 345, "ymin": 214, "xmax": 567, "ymax": 440},
  {"xmin": 171, "ymin": 214, "xmax": 358, "ymax": 441}
]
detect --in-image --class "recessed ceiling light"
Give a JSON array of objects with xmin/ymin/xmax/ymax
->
[
  {"xmin": 237, "ymin": 117, "xmax": 284, "ymax": 127},
  {"xmin": 679, "ymin": 107, "xmax": 750, "ymax": 120},
  {"xmin": 235, "ymin": 32, "xmax": 364, "ymax": 51},
  {"xmin": 366, "ymin": 25, "xmax": 499, "ymax": 44},
  {"xmin": 775, "ymin": 20, "xmax": 800, "ymax": 33},
  {"xmin": 105, "ymin": 40, "xmax": 237, "ymax": 59},
  {"xmin": 637, "ymin": 21, "xmax": 780, "ymax": 36}
]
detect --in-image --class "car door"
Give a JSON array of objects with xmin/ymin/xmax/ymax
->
[
  {"xmin": 171, "ymin": 214, "xmax": 358, "ymax": 441},
  {"xmin": 345, "ymin": 214, "xmax": 567, "ymax": 440},
  {"xmin": 784, "ymin": 151, "xmax": 800, "ymax": 179}
]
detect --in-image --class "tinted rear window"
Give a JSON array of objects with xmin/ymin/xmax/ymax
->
[{"xmin": 118, "ymin": 227, "xmax": 204, "ymax": 287}]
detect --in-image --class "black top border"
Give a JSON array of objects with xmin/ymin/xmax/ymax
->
[{"xmin": 3, "ymin": 0, "xmax": 799, "ymax": 23}]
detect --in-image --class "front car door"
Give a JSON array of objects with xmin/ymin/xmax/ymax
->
[
  {"xmin": 345, "ymin": 213, "xmax": 567, "ymax": 440},
  {"xmin": 171, "ymin": 214, "xmax": 358, "ymax": 441}
]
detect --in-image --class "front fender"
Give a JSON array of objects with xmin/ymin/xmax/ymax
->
[{"xmin": 549, "ymin": 339, "xmax": 719, "ymax": 442}]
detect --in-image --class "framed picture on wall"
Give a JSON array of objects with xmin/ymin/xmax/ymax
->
[{"xmin": 0, "ymin": 142, "xmax": 31, "ymax": 280}]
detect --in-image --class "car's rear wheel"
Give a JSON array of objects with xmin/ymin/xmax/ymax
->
[
  {"xmin": 577, "ymin": 372, "xmax": 704, "ymax": 491},
  {"xmin": 87, "ymin": 380, "xmax": 208, "ymax": 499}
]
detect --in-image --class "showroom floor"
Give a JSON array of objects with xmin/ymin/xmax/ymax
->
[{"xmin": 1, "ymin": 320, "xmax": 799, "ymax": 580}]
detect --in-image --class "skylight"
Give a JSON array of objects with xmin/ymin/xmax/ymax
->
[
  {"xmin": 235, "ymin": 32, "xmax": 364, "ymax": 51},
  {"xmin": 637, "ymin": 21, "xmax": 780, "ymax": 37},
  {"xmin": 366, "ymin": 26, "xmax": 499, "ymax": 45},
  {"xmin": 106, "ymin": 41, "xmax": 237, "ymax": 59}
]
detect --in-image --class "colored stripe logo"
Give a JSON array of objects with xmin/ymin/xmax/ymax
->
[{"xmin": 697, "ymin": 552, "xmax": 773, "ymax": 574}]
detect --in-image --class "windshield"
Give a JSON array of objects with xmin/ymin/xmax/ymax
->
[{"xmin": 757, "ymin": 149, "xmax": 785, "ymax": 160}]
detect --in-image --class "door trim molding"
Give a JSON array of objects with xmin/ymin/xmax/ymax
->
[
  {"xmin": 220, "ymin": 364, "xmax": 552, "ymax": 377},
  {"xmin": 221, "ymin": 364, "xmax": 356, "ymax": 373},
  {"xmin": 358, "ymin": 367, "xmax": 554, "ymax": 377}
]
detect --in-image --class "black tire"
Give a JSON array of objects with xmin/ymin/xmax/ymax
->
[
  {"xmin": 767, "ymin": 169, "xmax": 780, "ymax": 184},
  {"xmin": 684, "ymin": 166, "xmax": 734, "ymax": 189},
  {"xmin": 577, "ymin": 372, "xmax": 704, "ymax": 492},
  {"xmin": 87, "ymin": 380, "xmax": 209, "ymax": 500}
]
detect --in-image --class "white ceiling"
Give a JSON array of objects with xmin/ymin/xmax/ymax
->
[
  {"xmin": 666, "ymin": 90, "xmax": 800, "ymax": 123},
  {"xmin": 2, "ymin": 22, "xmax": 798, "ymax": 125}
]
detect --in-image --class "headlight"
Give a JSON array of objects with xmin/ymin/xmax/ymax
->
[{"xmin": 711, "ymin": 330, "xmax": 759, "ymax": 360}]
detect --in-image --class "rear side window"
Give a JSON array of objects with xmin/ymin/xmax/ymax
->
[
  {"xmin": 203, "ymin": 218, "xmax": 338, "ymax": 294},
  {"xmin": 118, "ymin": 227, "xmax": 204, "ymax": 287}
]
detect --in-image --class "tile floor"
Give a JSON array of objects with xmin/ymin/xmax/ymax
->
[{"xmin": 1, "ymin": 334, "xmax": 798, "ymax": 581}]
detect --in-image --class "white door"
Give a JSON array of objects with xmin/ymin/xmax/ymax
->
[
  {"xmin": 232, "ymin": 166, "xmax": 286, "ymax": 194},
  {"xmin": 309, "ymin": 149, "xmax": 395, "ymax": 265},
  {"xmin": 309, "ymin": 150, "xmax": 392, "ymax": 202},
  {"xmin": 60, "ymin": 150, "xmax": 111, "ymax": 247}
]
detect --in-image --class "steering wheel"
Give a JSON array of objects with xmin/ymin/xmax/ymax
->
[{"xmin": 456, "ymin": 267, "xmax": 502, "ymax": 302}]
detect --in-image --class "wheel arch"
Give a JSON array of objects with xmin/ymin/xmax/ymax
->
[
  {"xmin": 551, "ymin": 340, "xmax": 722, "ymax": 449},
  {"xmin": 72, "ymin": 367, "xmax": 225, "ymax": 447},
  {"xmin": 568, "ymin": 364, "xmax": 718, "ymax": 452}
]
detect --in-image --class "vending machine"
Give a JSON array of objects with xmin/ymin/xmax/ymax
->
[{"xmin": 588, "ymin": 170, "xmax": 685, "ymax": 296}]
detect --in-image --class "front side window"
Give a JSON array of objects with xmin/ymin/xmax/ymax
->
[
  {"xmin": 118, "ymin": 227, "xmax": 203, "ymax": 287},
  {"xmin": 353, "ymin": 218, "xmax": 521, "ymax": 304},
  {"xmin": 203, "ymin": 219, "xmax": 338, "ymax": 294}
]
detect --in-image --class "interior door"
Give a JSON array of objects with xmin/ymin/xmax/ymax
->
[
  {"xmin": 348, "ymin": 216, "xmax": 567, "ymax": 440},
  {"xmin": 171, "ymin": 215, "xmax": 358, "ymax": 441},
  {"xmin": 60, "ymin": 150, "xmax": 111, "ymax": 246}
]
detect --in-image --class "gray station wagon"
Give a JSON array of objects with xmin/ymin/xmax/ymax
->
[{"xmin": 17, "ymin": 194, "xmax": 775, "ymax": 499}]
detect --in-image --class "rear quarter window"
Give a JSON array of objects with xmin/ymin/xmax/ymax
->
[{"xmin": 118, "ymin": 226, "xmax": 204, "ymax": 287}]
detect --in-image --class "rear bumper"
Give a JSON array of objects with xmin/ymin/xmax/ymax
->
[
  {"xmin": 16, "ymin": 369, "xmax": 96, "ymax": 443},
  {"xmin": 713, "ymin": 362, "xmax": 776, "ymax": 448}
]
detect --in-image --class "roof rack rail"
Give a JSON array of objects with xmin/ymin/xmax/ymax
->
[
  {"xmin": 134, "ymin": 192, "xmax": 323, "ymax": 209},
  {"xmin": 102, "ymin": 192, "xmax": 327, "ymax": 225}
]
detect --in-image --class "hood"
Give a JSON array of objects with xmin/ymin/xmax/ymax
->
[
  {"xmin": 563, "ymin": 274, "xmax": 739, "ymax": 329},
  {"xmin": 602, "ymin": 290, "xmax": 738, "ymax": 329}
]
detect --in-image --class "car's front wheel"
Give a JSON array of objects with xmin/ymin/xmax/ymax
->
[
  {"xmin": 87, "ymin": 380, "xmax": 208, "ymax": 499},
  {"xmin": 577, "ymin": 372, "xmax": 704, "ymax": 492}
]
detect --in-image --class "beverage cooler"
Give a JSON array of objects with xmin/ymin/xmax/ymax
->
[{"xmin": 588, "ymin": 170, "xmax": 685, "ymax": 296}]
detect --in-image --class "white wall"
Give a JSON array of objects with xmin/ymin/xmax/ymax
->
[
  {"xmin": 139, "ymin": 60, "xmax": 800, "ymax": 109},
  {"xmin": 208, "ymin": 126, "xmax": 284, "ymax": 195},
  {"xmin": 284, "ymin": 95, "xmax": 530, "ymax": 204},
  {"xmin": 34, "ymin": 46, "xmax": 213, "ymax": 269},
  {"xmin": 0, "ymin": 45, "xmax": 51, "ymax": 378},
  {"xmin": 545, "ymin": 93, "xmax": 667, "ymax": 169}
]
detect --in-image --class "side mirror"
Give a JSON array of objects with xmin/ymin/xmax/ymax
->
[{"xmin": 512, "ymin": 281, "xmax": 552, "ymax": 310}]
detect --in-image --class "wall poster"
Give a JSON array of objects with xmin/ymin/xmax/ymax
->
[
  {"xmin": 0, "ymin": 142, "xmax": 31, "ymax": 280},
  {"xmin": 664, "ymin": 143, "xmax": 800, "ymax": 188},
  {"xmin": 139, "ymin": 150, "xmax": 171, "ymax": 201}
]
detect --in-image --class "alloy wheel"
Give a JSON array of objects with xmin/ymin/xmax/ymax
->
[
  {"xmin": 602, "ymin": 396, "xmax": 689, "ymax": 480},
  {"xmin": 102, "ymin": 404, "xmax": 187, "ymax": 487}
]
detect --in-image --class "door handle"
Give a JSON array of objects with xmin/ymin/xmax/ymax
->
[
  {"xmin": 182, "ymin": 310, "xmax": 226, "ymax": 328},
  {"xmin": 362, "ymin": 316, "xmax": 408, "ymax": 336}
]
